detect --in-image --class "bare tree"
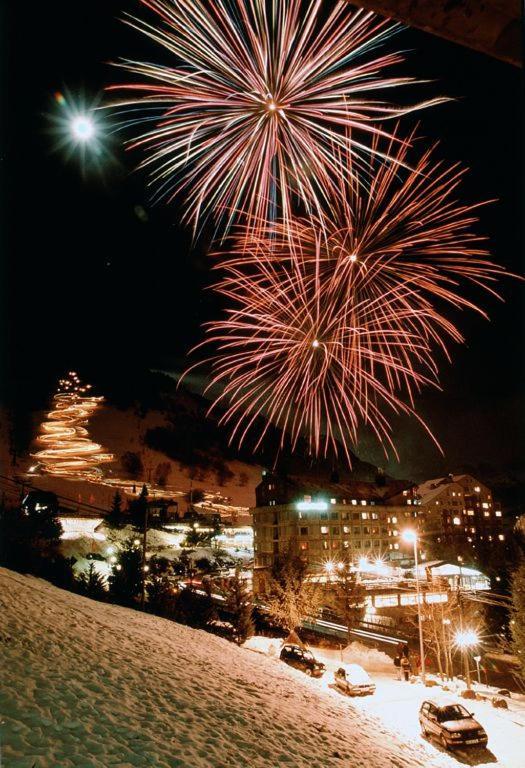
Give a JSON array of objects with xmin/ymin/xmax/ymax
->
[
  {"xmin": 265, "ymin": 544, "xmax": 320, "ymax": 632},
  {"xmin": 331, "ymin": 559, "xmax": 366, "ymax": 644}
]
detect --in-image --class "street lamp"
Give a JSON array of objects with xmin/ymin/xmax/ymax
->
[
  {"xmin": 455, "ymin": 629, "xmax": 479, "ymax": 690},
  {"xmin": 473, "ymin": 654, "xmax": 482, "ymax": 685},
  {"xmin": 402, "ymin": 529, "xmax": 426, "ymax": 684}
]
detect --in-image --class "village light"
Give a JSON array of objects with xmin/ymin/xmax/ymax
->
[
  {"xmin": 455, "ymin": 629, "xmax": 479, "ymax": 690},
  {"xmin": 358, "ymin": 556, "xmax": 368, "ymax": 570},
  {"xmin": 133, "ymin": 539, "xmax": 140, "ymax": 546},
  {"xmin": 401, "ymin": 528, "xmax": 426, "ymax": 684},
  {"xmin": 324, "ymin": 560, "xmax": 335, "ymax": 575}
]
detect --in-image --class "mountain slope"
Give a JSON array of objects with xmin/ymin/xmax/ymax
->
[{"xmin": 0, "ymin": 569, "xmax": 452, "ymax": 768}]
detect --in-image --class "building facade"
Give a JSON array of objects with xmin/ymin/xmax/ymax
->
[
  {"xmin": 417, "ymin": 474, "xmax": 505, "ymax": 553},
  {"xmin": 252, "ymin": 473, "xmax": 421, "ymax": 590}
]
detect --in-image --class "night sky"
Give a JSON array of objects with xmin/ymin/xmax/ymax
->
[{"xmin": 2, "ymin": 1, "xmax": 523, "ymax": 481}]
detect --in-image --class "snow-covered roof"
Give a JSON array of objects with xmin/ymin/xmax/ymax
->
[{"xmin": 416, "ymin": 474, "xmax": 476, "ymax": 504}]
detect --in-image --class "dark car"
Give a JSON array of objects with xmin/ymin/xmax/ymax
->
[
  {"xmin": 279, "ymin": 644, "xmax": 325, "ymax": 678},
  {"xmin": 419, "ymin": 699, "xmax": 488, "ymax": 750}
]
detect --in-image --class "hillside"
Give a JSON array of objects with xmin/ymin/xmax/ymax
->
[{"xmin": 0, "ymin": 569, "xmax": 453, "ymax": 768}]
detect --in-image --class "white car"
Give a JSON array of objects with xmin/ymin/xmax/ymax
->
[{"xmin": 334, "ymin": 664, "xmax": 376, "ymax": 696}]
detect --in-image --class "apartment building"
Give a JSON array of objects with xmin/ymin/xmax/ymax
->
[
  {"xmin": 252, "ymin": 473, "xmax": 421, "ymax": 589},
  {"xmin": 417, "ymin": 473, "xmax": 504, "ymax": 551}
]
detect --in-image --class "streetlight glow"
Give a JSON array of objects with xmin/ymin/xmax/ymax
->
[
  {"xmin": 401, "ymin": 529, "xmax": 417, "ymax": 544},
  {"xmin": 455, "ymin": 629, "xmax": 479, "ymax": 648}
]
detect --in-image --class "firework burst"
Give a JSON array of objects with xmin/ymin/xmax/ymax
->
[
  {"xmin": 188, "ymin": 132, "xmax": 511, "ymax": 462},
  {"xmin": 109, "ymin": 0, "xmax": 445, "ymax": 235}
]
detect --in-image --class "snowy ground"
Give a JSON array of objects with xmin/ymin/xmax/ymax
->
[
  {"xmin": 1, "ymin": 569, "xmax": 464, "ymax": 768},
  {"xmin": 308, "ymin": 643, "xmax": 525, "ymax": 768}
]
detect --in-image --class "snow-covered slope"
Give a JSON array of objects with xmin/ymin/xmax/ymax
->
[{"xmin": 0, "ymin": 569, "xmax": 453, "ymax": 768}]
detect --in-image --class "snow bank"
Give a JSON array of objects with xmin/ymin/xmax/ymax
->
[
  {"xmin": 315, "ymin": 641, "xmax": 393, "ymax": 673},
  {"xmin": 0, "ymin": 568, "xmax": 455, "ymax": 768},
  {"xmin": 243, "ymin": 635, "xmax": 283, "ymax": 657}
]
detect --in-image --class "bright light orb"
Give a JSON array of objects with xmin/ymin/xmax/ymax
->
[
  {"xmin": 324, "ymin": 560, "xmax": 335, "ymax": 574},
  {"xmin": 455, "ymin": 629, "xmax": 479, "ymax": 647},
  {"xmin": 312, "ymin": 339, "xmax": 320, "ymax": 349},
  {"xmin": 71, "ymin": 115, "xmax": 95, "ymax": 142},
  {"xmin": 402, "ymin": 529, "xmax": 417, "ymax": 544},
  {"xmin": 349, "ymin": 253, "xmax": 358, "ymax": 263},
  {"xmin": 358, "ymin": 556, "xmax": 368, "ymax": 570}
]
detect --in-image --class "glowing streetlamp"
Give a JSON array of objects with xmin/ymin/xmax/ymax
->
[
  {"xmin": 455, "ymin": 629, "xmax": 479, "ymax": 690},
  {"xmin": 324, "ymin": 560, "xmax": 335, "ymax": 578},
  {"xmin": 402, "ymin": 529, "xmax": 426, "ymax": 684}
]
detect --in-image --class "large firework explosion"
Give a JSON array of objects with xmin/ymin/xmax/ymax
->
[
  {"xmin": 188, "ymin": 134, "xmax": 510, "ymax": 462},
  {"xmin": 109, "ymin": 0, "xmax": 445, "ymax": 235}
]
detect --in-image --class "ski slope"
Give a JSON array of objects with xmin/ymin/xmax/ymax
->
[{"xmin": 0, "ymin": 568, "xmax": 462, "ymax": 767}]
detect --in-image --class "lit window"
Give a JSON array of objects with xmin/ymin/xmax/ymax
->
[
  {"xmin": 343, "ymin": 526, "xmax": 350, "ymax": 534},
  {"xmin": 351, "ymin": 499, "xmax": 357, "ymax": 505},
  {"xmin": 392, "ymin": 516, "xmax": 397, "ymax": 524},
  {"xmin": 320, "ymin": 526, "xmax": 329, "ymax": 534},
  {"xmin": 482, "ymin": 502, "xmax": 489, "ymax": 509},
  {"xmin": 361, "ymin": 512, "xmax": 369, "ymax": 520},
  {"xmin": 474, "ymin": 486, "xmax": 480, "ymax": 492},
  {"xmin": 330, "ymin": 498, "xmax": 336, "ymax": 505},
  {"xmin": 361, "ymin": 500, "xmax": 367, "ymax": 506},
  {"xmin": 403, "ymin": 490, "xmax": 408, "ymax": 496},
  {"xmin": 452, "ymin": 492, "xmax": 456, "ymax": 497},
  {"xmin": 394, "ymin": 543, "xmax": 399, "ymax": 550},
  {"xmin": 393, "ymin": 529, "xmax": 398, "ymax": 536},
  {"xmin": 495, "ymin": 510, "xmax": 502, "ymax": 517},
  {"xmin": 484, "ymin": 511, "xmax": 490, "ymax": 518},
  {"xmin": 322, "ymin": 541, "xmax": 328, "ymax": 550},
  {"xmin": 407, "ymin": 499, "xmax": 412, "ymax": 505},
  {"xmin": 470, "ymin": 527, "xmax": 476, "ymax": 533},
  {"xmin": 498, "ymin": 534, "xmax": 505, "ymax": 541},
  {"xmin": 435, "ymin": 501, "xmax": 440, "ymax": 505},
  {"xmin": 453, "ymin": 517, "xmax": 461, "ymax": 525},
  {"xmin": 467, "ymin": 510, "xmax": 474, "ymax": 516},
  {"xmin": 343, "ymin": 540, "xmax": 349, "ymax": 549},
  {"xmin": 300, "ymin": 542, "xmax": 308, "ymax": 550}
]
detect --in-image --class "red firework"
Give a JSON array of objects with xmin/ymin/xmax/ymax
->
[
  {"xmin": 187, "ymin": 132, "xmax": 511, "ymax": 462},
  {"xmin": 108, "ymin": 0, "xmax": 445, "ymax": 235}
]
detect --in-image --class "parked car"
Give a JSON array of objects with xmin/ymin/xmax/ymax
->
[
  {"xmin": 334, "ymin": 664, "xmax": 376, "ymax": 696},
  {"xmin": 279, "ymin": 644, "xmax": 325, "ymax": 678},
  {"xmin": 419, "ymin": 699, "xmax": 488, "ymax": 750}
]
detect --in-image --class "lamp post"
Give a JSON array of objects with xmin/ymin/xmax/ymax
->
[
  {"xmin": 455, "ymin": 629, "xmax": 479, "ymax": 690},
  {"xmin": 473, "ymin": 654, "xmax": 482, "ymax": 685},
  {"xmin": 402, "ymin": 529, "xmax": 426, "ymax": 684}
]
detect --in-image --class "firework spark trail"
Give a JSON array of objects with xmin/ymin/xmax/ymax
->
[
  {"xmin": 185, "ymin": 132, "xmax": 512, "ymax": 462},
  {"xmin": 108, "ymin": 0, "xmax": 446, "ymax": 236}
]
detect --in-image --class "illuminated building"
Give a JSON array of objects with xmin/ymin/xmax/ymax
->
[
  {"xmin": 417, "ymin": 474, "xmax": 504, "ymax": 552},
  {"xmin": 252, "ymin": 472, "xmax": 421, "ymax": 591}
]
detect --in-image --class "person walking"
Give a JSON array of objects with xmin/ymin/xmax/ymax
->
[
  {"xmin": 401, "ymin": 654, "xmax": 411, "ymax": 681},
  {"xmin": 394, "ymin": 654, "xmax": 402, "ymax": 680}
]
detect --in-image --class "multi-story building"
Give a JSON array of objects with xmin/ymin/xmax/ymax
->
[
  {"xmin": 252, "ymin": 472, "xmax": 421, "ymax": 590},
  {"xmin": 416, "ymin": 474, "xmax": 505, "ymax": 553}
]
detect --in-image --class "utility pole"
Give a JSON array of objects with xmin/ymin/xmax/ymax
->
[{"xmin": 140, "ymin": 498, "xmax": 149, "ymax": 611}]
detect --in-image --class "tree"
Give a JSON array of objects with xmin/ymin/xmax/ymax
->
[
  {"xmin": 224, "ymin": 567, "xmax": 254, "ymax": 644},
  {"xmin": 1, "ymin": 502, "xmax": 62, "ymax": 572},
  {"xmin": 265, "ymin": 546, "xmax": 320, "ymax": 632},
  {"xmin": 121, "ymin": 451, "xmax": 144, "ymax": 480},
  {"xmin": 106, "ymin": 491, "xmax": 125, "ymax": 529},
  {"xmin": 173, "ymin": 582, "xmax": 217, "ymax": 629},
  {"xmin": 331, "ymin": 561, "xmax": 366, "ymax": 644},
  {"xmin": 510, "ymin": 561, "xmax": 525, "ymax": 677},
  {"xmin": 76, "ymin": 563, "xmax": 107, "ymax": 601},
  {"xmin": 146, "ymin": 557, "xmax": 177, "ymax": 617},
  {"xmin": 107, "ymin": 539, "xmax": 143, "ymax": 606},
  {"xmin": 129, "ymin": 484, "xmax": 149, "ymax": 529}
]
